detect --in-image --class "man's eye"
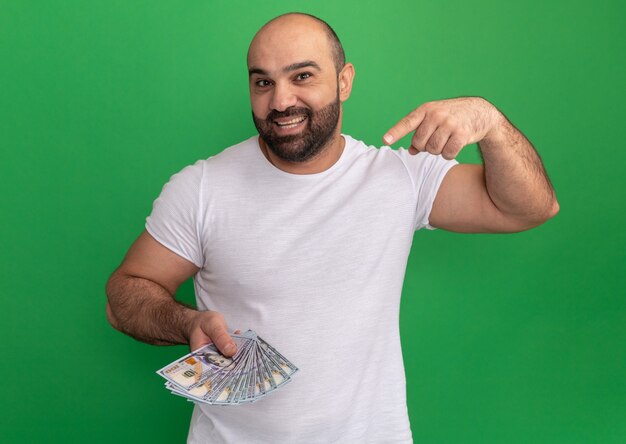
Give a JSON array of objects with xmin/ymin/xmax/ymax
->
[
  {"xmin": 296, "ymin": 72, "xmax": 311, "ymax": 81},
  {"xmin": 255, "ymin": 80, "xmax": 271, "ymax": 87}
]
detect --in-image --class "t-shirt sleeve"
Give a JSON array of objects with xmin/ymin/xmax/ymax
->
[
  {"xmin": 394, "ymin": 148, "xmax": 458, "ymax": 231},
  {"xmin": 145, "ymin": 161, "xmax": 205, "ymax": 267}
]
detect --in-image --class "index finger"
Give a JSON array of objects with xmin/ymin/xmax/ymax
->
[{"xmin": 383, "ymin": 108, "xmax": 426, "ymax": 145}]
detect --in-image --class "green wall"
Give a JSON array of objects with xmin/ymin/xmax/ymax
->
[{"xmin": 2, "ymin": 1, "xmax": 624, "ymax": 442}]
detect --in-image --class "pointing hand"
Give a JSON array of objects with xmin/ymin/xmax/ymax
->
[{"xmin": 383, "ymin": 97, "xmax": 500, "ymax": 159}]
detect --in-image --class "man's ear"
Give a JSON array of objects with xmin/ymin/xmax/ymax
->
[{"xmin": 338, "ymin": 63, "xmax": 355, "ymax": 102}]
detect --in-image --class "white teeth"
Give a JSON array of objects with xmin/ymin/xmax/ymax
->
[{"xmin": 275, "ymin": 116, "xmax": 306, "ymax": 127}]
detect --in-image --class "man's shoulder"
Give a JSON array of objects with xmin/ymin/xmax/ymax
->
[
  {"xmin": 175, "ymin": 135, "xmax": 259, "ymax": 179},
  {"xmin": 202, "ymin": 135, "xmax": 259, "ymax": 166},
  {"xmin": 344, "ymin": 134, "xmax": 411, "ymax": 167},
  {"xmin": 343, "ymin": 134, "xmax": 458, "ymax": 185},
  {"xmin": 163, "ymin": 136, "xmax": 258, "ymax": 187}
]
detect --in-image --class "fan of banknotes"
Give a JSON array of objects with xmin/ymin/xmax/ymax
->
[{"xmin": 157, "ymin": 330, "xmax": 298, "ymax": 405}]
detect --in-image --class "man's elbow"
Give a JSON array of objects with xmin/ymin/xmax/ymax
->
[
  {"xmin": 524, "ymin": 197, "xmax": 560, "ymax": 230},
  {"xmin": 506, "ymin": 197, "xmax": 559, "ymax": 232},
  {"xmin": 548, "ymin": 198, "xmax": 560, "ymax": 219}
]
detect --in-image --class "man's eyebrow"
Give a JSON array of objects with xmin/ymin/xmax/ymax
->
[
  {"xmin": 283, "ymin": 60, "xmax": 321, "ymax": 73},
  {"xmin": 248, "ymin": 61, "xmax": 321, "ymax": 77},
  {"xmin": 248, "ymin": 67, "xmax": 268, "ymax": 77}
]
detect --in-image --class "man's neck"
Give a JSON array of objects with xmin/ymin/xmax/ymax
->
[{"xmin": 258, "ymin": 132, "xmax": 345, "ymax": 175}]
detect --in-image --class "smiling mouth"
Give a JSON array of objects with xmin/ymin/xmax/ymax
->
[{"xmin": 274, "ymin": 116, "xmax": 307, "ymax": 128}]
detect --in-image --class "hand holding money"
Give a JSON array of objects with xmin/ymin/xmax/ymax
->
[
  {"xmin": 158, "ymin": 330, "xmax": 298, "ymax": 405},
  {"xmin": 187, "ymin": 310, "xmax": 238, "ymax": 356}
]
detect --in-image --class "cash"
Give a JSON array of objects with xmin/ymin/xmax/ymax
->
[{"xmin": 156, "ymin": 330, "xmax": 298, "ymax": 405}]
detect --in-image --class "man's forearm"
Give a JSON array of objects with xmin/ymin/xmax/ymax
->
[
  {"xmin": 479, "ymin": 108, "xmax": 559, "ymax": 225},
  {"xmin": 105, "ymin": 271, "xmax": 198, "ymax": 346}
]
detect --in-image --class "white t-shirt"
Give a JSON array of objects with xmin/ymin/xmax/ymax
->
[{"xmin": 146, "ymin": 135, "xmax": 457, "ymax": 443}]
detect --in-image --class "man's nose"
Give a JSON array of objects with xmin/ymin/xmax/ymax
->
[{"xmin": 269, "ymin": 83, "xmax": 297, "ymax": 112}]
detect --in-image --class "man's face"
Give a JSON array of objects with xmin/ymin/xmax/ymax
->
[{"xmin": 248, "ymin": 19, "xmax": 343, "ymax": 163}]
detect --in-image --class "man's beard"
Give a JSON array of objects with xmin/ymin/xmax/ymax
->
[{"xmin": 252, "ymin": 96, "xmax": 340, "ymax": 163}]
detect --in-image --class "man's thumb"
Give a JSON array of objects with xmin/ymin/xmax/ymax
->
[{"xmin": 205, "ymin": 318, "xmax": 237, "ymax": 357}]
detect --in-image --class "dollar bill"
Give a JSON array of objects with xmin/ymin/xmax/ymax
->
[{"xmin": 156, "ymin": 329, "xmax": 298, "ymax": 405}]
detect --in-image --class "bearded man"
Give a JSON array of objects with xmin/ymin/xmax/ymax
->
[{"xmin": 106, "ymin": 12, "xmax": 558, "ymax": 444}]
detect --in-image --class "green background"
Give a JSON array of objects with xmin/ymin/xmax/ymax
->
[{"xmin": 2, "ymin": 0, "xmax": 624, "ymax": 442}]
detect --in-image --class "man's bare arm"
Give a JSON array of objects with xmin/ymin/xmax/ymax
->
[
  {"xmin": 383, "ymin": 97, "xmax": 559, "ymax": 233},
  {"xmin": 105, "ymin": 230, "xmax": 237, "ymax": 355}
]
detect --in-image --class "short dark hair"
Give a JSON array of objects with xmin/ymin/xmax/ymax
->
[{"xmin": 273, "ymin": 13, "xmax": 346, "ymax": 74}]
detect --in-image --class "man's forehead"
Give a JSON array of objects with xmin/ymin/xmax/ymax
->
[{"xmin": 247, "ymin": 15, "xmax": 333, "ymax": 70}]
